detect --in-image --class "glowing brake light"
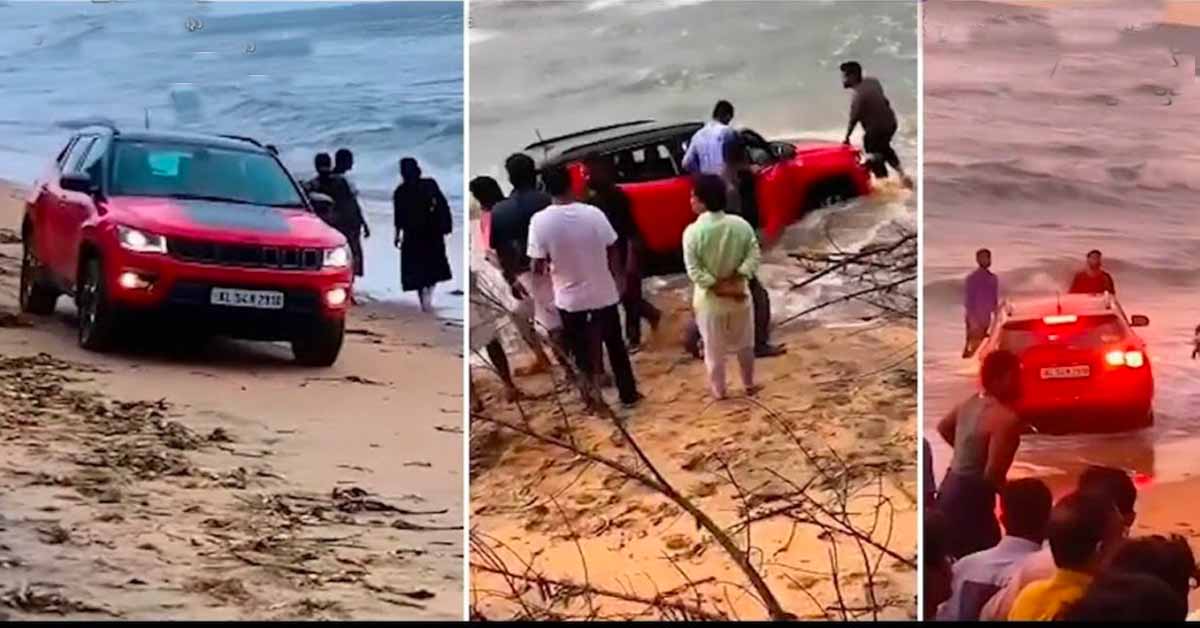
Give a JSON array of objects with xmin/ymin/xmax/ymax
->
[
  {"xmin": 1043, "ymin": 314, "xmax": 1078, "ymax": 325},
  {"xmin": 1104, "ymin": 349, "xmax": 1146, "ymax": 368},
  {"xmin": 1124, "ymin": 350, "xmax": 1145, "ymax": 368}
]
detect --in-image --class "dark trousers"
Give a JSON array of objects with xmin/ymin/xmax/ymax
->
[
  {"xmin": 560, "ymin": 304, "xmax": 639, "ymax": 404},
  {"xmin": 338, "ymin": 226, "xmax": 365, "ymax": 277},
  {"xmin": 863, "ymin": 125, "xmax": 901, "ymax": 179},
  {"xmin": 685, "ymin": 276, "xmax": 771, "ymax": 354},
  {"xmin": 935, "ymin": 471, "xmax": 1001, "ymax": 559}
]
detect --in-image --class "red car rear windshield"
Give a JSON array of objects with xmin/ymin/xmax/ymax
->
[
  {"xmin": 999, "ymin": 314, "xmax": 1127, "ymax": 353},
  {"xmin": 108, "ymin": 140, "xmax": 304, "ymax": 208}
]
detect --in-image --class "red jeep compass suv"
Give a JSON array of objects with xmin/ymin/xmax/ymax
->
[{"xmin": 18, "ymin": 126, "xmax": 352, "ymax": 366}]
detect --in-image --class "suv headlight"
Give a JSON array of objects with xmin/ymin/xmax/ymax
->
[
  {"xmin": 117, "ymin": 226, "xmax": 167, "ymax": 254},
  {"xmin": 323, "ymin": 245, "xmax": 351, "ymax": 268}
]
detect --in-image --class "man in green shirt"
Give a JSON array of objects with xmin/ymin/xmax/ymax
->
[{"xmin": 683, "ymin": 174, "xmax": 762, "ymax": 400}]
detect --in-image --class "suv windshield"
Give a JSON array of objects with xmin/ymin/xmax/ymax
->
[
  {"xmin": 999, "ymin": 314, "xmax": 1127, "ymax": 353},
  {"xmin": 108, "ymin": 140, "xmax": 304, "ymax": 207}
]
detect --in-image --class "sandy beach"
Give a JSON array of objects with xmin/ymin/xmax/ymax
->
[
  {"xmin": 0, "ymin": 181, "xmax": 463, "ymax": 619},
  {"xmin": 469, "ymin": 284, "xmax": 917, "ymax": 620}
]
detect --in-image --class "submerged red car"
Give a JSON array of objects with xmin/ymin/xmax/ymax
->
[
  {"xmin": 975, "ymin": 292, "xmax": 1154, "ymax": 434},
  {"xmin": 527, "ymin": 120, "xmax": 873, "ymax": 274},
  {"xmin": 19, "ymin": 127, "xmax": 352, "ymax": 365}
]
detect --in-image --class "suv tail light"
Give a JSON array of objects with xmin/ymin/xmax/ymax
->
[
  {"xmin": 1043, "ymin": 314, "xmax": 1078, "ymax": 325},
  {"xmin": 1105, "ymin": 349, "xmax": 1145, "ymax": 368}
]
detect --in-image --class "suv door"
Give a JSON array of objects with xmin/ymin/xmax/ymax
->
[
  {"xmin": 58, "ymin": 135, "xmax": 106, "ymax": 283},
  {"xmin": 38, "ymin": 136, "xmax": 88, "ymax": 279}
]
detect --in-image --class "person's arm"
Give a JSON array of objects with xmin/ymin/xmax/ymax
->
[
  {"xmin": 1106, "ymin": 272, "xmax": 1115, "ymax": 295},
  {"xmin": 348, "ymin": 182, "xmax": 369, "ymax": 238},
  {"xmin": 736, "ymin": 221, "xmax": 761, "ymax": 279},
  {"xmin": 392, "ymin": 187, "xmax": 403, "ymax": 247},
  {"xmin": 683, "ymin": 227, "xmax": 717, "ymax": 290},
  {"xmin": 984, "ymin": 411, "xmax": 1021, "ymax": 488},
  {"xmin": 527, "ymin": 216, "xmax": 549, "ymax": 277},
  {"xmin": 681, "ymin": 133, "xmax": 700, "ymax": 174},
  {"xmin": 937, "ymin": 404, "xmax": 960, "ymax": 447}
]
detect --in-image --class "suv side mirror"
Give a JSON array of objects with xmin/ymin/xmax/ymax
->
[
  {"xmin": 61, "ymin": 172, "xmax": 96, "ymax": 195},
  {"xmin": 1130, "ymin": 314, "xmax": 1150, "ymax": 327},
  {"xmin": 772, "ymin": 142, "xmax": 796, "ymax": 160},
  {"xmin": 308, "ymin": 191, "xmax": 334, "ymax": 215}
]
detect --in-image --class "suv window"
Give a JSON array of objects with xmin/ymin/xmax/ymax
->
[
  {"xmin": 108, "ymin": 140, "xmax": 304, "ymax": 207},
  {"xmin": 999, "ymin": 314, "xmax": 1127, "ymax": 353},
  {"xmin": 64, "ymin": 136, "xmax": 96, "ymax": 173},
  {"xmin": 611, "ymin": 144, "xmax": 679, "ymax": 184},
  {"xmin": 77, "ymin": 136, "xmax": 109, "ymax": 183},
  {"xmin": 55, "ymin": 137, "xmax": 79, "ymax": 167}
]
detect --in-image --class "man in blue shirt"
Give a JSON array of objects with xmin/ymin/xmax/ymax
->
[{"xmin": 682, "ymin": 100, "xmax": 737, "ymax": 175}]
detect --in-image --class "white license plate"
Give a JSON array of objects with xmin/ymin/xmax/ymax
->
[
  {"xmin": 210, "ymin": 288, "xmax": 284, "ymax": 310},
  {"xmin": 1040, "ymin": 365, "xmax": 1090, "ymax": 380}
]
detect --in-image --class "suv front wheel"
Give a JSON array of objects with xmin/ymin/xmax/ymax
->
[
  {"xmin": 78, "ymin": 257, "xmax": 120, "ymax": 351},
  {"xmin": 19, "ymin": 234, "xmax": 59, "ymax": 315},
  {"xmin": 291, "ymin": 318, "xmax": 345, "ymax": 367}
]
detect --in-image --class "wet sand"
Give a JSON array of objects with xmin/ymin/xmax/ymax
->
[
  {"xmin": 0, "ymin": 182, "xmax": 463, "ymax": 619},
  {"xmin": 470, "ymin": 289, "xmax": 917, "ymax": 620}
]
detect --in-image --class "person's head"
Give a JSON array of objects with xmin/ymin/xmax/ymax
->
[
  {"xmin": 314, "ymin": 152, "xmax": 332, "ymax": 174},
  {"xmin": 1107, "ymin": 534, "xmax": 1198, "ymax": 598},
  {"xmin": 399, "ymin": 157, "xmax": 421, "ymax": 182},
  {"xmin": 1078, "ymin": 465, "xmax": 1137, "ymax": 531},
  {"xmin": 585, "ymin": 156, "xmax": 616, "ymax": 189},
  {"xmin": 840, "ymin": 61, "xmax": 864, "ymax": 88},
  {"xmin": 542, "ymin": 165, "xmax": 572, "ymax": 200},
  {"xmin": 690, "ymin": 174, "xmax": 728, "ymax": 215},
  {"xmin": 1061, "ymin": 571, "xmax": 1188, "ymax": 622},
  {"xmin": 1000, "ymin": 478, "xmax": 1053, "ymax": 544},
  {"xmin": 505, "ymin": 152, "xmax": 537, "ymax": 190},
  {"xmin": 334, "ymin": 148, "xmax": 354, "ymax": 173},
  {"xmin": 723, "ymin": 136, "xmax": 749, "ymax": 169},
  {"xmin": 923, "ymin": 510, "xmax": 953, "ymax": 618},
  {"xmin": 980, "ymin": 349, "xmax": 1021, "ymax": 404},
  {"xmin": 469, "ymin": 175, "xmax": 505, "ymax": 211},
  {"xmin": 712, "ymin": 100, "xmax": 734, "ymax": 125},
  {"xmin": 1087, "ymin": 249, "xmax": 1103, "ymax": 271},
  {"xmin": 1046, "ymin": 491, "xmax": 1121, "ymax": 573},
  {"xmin": 976, "ymin": 248, "xmax": 992, "ymax": 270}
]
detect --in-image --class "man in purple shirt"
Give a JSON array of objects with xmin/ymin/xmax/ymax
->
[{"xmin": 964, "ymin": 248, "xmax": 999, "ymax": 358}]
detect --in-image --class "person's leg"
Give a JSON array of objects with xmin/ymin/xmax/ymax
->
[
  {"xmin": 622, "ymin": 296, "xmax": 641, "ymax": 348},
  {"xmin": 862, "ymin": 131, "xmax": 889, "ymax": 179},
  {"xmin": 349, "ymin": 235, "xmax": 365, "ymax": 277},
  {"xmin": 684, "ymin": 318, "xmax": 702, "ymax": 358},
  {"xmin": 485, "ymin": 338, "xmax": 519, "ymax": 402},
  {"xmin": 559, "ymin": 309, "xmax": 596, "ymax": 405},
  {"xmin": 589, "ymin": 321, "xmax": 610, "ymax": 387},
  {"xmin": 737, "ymin": 347, "xmax": 757, "ymax": 395},
  {"xmin": 750, "ymin": 277, "xmax": 784, "ymax": 357},
  {"xmin": 698, "ymin": 309, "xmax": 727, "ymax": 399},
  {"xmin": 597, "ymin": 304, "xmax": 639, "ymax": 405}
]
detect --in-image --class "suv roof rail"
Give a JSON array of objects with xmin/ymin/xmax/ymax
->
[
  {"xmin": 81, "ymin": 121, "xmax": 120, "ymax": 135},
  {"xmin": 524, "ymin": 120, "xmax": 656, "ymax": 151},
  {"xmin": 218, "ymin": 134, "xmax": 264, "ymax": 148}
]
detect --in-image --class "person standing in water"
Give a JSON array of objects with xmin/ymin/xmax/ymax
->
[
  {"xmin": 1069, "ymin": 249, "xmax": 1117, "ymax": 295},
  {"xmin": 683, "ymin": 174, "xmax": 762, "ymax": 400},
  {"xmin": 936, "ymin": 349, "xmax": 1025, "ymax": 559},
  {"xmin": 393, "ymin": 157, "xmax": 453, "ymax": 313},
  {"xmin": 964, "ymin": 248, "xmax": 999, "ymax": 358},
  {"xmin": 840, "ymin": 60, "xmax": 912, "ymax": 188}
]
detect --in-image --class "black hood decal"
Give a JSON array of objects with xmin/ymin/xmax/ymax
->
[{"xmin": 175, "ymin": 199, "xmax": 292, "ymax": 234}]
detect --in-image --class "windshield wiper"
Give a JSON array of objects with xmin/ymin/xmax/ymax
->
[{"xmin": 165, "ymin": 193, "xmax": 262, "ymax": 206}]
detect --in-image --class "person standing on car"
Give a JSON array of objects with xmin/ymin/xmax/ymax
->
[
  {"xmin": 964, "ymin": 248, "xmax": 999, "ymax": 358},
  {"xmin": 327, "ymin": 148, "xmax": 370, "ymax": 281},
  {"xmin": 585, "ymin": 156, "xmax": 661, "ymax": 352},
  {"xmin": 1069, "ymin": 249, "xmax": 1116, "ymax": 295},
  {"xmin": 683, "ymin": 174, "xmax": 762, "ymax": 400},
  {"xmin": 682, "ymin": 100, "xmax": 738, "ymax": 175},
  {"xmin": 528, "ymin": 165, "xmax": 641, "ymax": 408},
  {"xmin": 393, "ymin": 157, "xmax": 453, "ymax": 313},
  {"xmin": 840, "ymin": 61, "xmax": 913, "ymax": 188},
  {"xmin": 935, "ymin": 349, "xmax": 1025, "ymax": 559},
  {"xmin": 490, "ymin": 153, "xmax": 569, "ymax": 373}
]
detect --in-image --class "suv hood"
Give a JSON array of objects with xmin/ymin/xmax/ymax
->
[{"xmin": 105, "ymin": 196, "xmax": 345, "ymax": 248}]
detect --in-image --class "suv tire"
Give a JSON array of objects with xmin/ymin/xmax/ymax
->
[
  {"xmin": 292, "ymin": 318, "xmax": 345, "ymax": 367},
  {"xmin": 78, "ymin": 256, "xmax": 120, "ymax": 351},
  {"xmin": 19, "ymin": 234, "xmax": 59, "ymax": 315}
]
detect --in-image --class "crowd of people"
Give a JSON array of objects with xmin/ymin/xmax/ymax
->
[
  {"xmin": 469, "ymin": 61, "xmax": 910, "ymax": 410},
  {"xmin": 926, "ymin": 464, "xmax": 1199, "ymax": 621},
  {"xmin": 303, "ymin": 148, "xmax": 453, "ymax": 312}
]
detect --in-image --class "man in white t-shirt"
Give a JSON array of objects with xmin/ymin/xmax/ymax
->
[{"xmin": 528, "ymin": 165, "xmax": 641, "ymax": 408}]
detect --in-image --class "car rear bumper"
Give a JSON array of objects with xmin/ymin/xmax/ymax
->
[
  {"xmin": 103, "ymin": 248, "xmax": 351, "ymax": 339},
  {"xmin": 1020, "ymin": 396, "xmax": 1154, "ymax": 434}
]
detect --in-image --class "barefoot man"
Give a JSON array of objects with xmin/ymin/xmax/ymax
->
[
  {"xmin": 841, "ymin": 60, "xmax": 913, "ymax": 188},
  {"xmin": 683, "ymin": 174, "xmax": 762, "ymax": 400}
]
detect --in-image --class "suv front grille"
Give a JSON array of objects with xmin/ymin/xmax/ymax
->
[{"xmin": 168, "ymin": 239, "xmax": 323, "ymax": 271}]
